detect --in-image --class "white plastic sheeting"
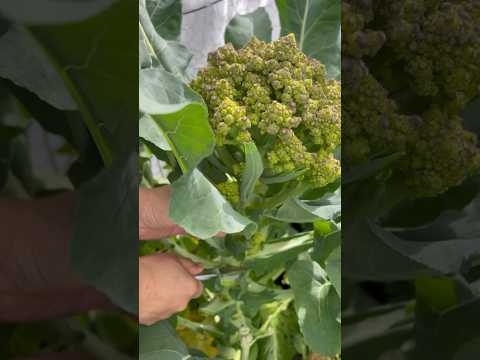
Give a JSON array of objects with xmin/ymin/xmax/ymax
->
[{"xmin": 181, "ymin": 0, "xmax": 280, "ymax": 71}]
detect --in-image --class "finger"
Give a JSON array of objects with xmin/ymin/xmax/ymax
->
[
  {"xmin": 139, "ymin": 186, "xmax": 185, "ymax": 240},
  {"xmin": 176, "ymin": 257, "xmax": 204, "ymax": 275},
  {"xmin": 191, "ymin": 278, "xmax": 204, "ymax": 299}
]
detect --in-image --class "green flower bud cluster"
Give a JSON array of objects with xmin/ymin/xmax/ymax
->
[
  {"xmin": 401, "ymin": 107, "xmax": 480, "ymax": 196},
  {"xmin": 191, "ymin": 34, "xmax": 341, "ymax": 189},
  {"xmin": 217, "ymin": 179, "xmax": 240, "ymax": 205},
  {"xmin": 246, "ymin": 231, "xmax": 267, "ymax": 256},
  {"xmin": 342, "ymin": 0, "xmax": 480, "ymax": 197},
  {"xmin": 380, "ymin": 0, "xmax": 480, "ymax": 111},
  {"xmin": 342, "ymin": 2, "xmax": 386, "ymax": 59}
]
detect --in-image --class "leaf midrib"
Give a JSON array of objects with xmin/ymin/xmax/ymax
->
[
  {"xmin": 22, "ymin": 26, "xmax": 113, "ymax": 166},
  {"xmin": 299, "ymin": 0, "xmax": 310, "ymax": 51}
]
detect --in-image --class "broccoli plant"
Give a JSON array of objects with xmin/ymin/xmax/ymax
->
[
  {"xmin": 139, "ymin": 1, "xmax": 341, "ymax": 359},
  {"xmin": 342, "ymin": 1, "xmax": 480, "ymax": 358}
]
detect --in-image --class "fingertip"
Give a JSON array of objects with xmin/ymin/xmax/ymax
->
[
  {"xmin": 177, "ymin": 257, "xmax": 204, "ymax": 275},
  {"xmin": 192, "ymin": 263, "xmax": 204, "ymax": 274},
  {"xmin": 193, "ymin": 280, "xmax": 204, "ymax": 299}
]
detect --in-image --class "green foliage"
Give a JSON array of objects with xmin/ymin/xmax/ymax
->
[
  {"xmin": 72, "ymin": 153, "xmax": 138, "ymax": 314},
  {"xmin": 0, "ymin": 1, "xmax": 138, "ymax": 358},
  {"xmin": 225, "ymin": 7, "xmax": 272, "ymax": 49},
  {"xmin": 170, "ymin": 169, "xmax": 253, "ymax": 239},
  {"xmin": 288, "ymin": 259, "xmax": 341, "ymax": 356},
  {"xmin": 139, "ymin": 67, "xmax": 214, "ymax": 172},
  {"xmin": 139, "ymin": 1, "xmax": 341, "ymax": 359}
]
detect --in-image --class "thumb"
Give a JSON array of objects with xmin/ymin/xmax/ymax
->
[{"xmin": 139, "ymin": 186, "xmax": 185, "ymax": 240}]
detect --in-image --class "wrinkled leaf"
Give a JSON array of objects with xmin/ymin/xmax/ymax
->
[
  {"xmin": 170, "ymin": 169, "xmax": 253, "ymax": 239},
  {"xmin": 271, "ymin": 187, "xmax": 340, "ymax": 222},
  {"xmin": 288, "ymin": 259, "xmax": 340, "ymax": 356},
  {"xmin": 146, "ymin": 0, "xmax": 182, "ymax": 41},
  {"xmin": 139, "ymin": 0, "xmax": 192, "ymax": 80},
  {"xmin": 139, "ymin": 68, "xmax": 214, "ymax": 172},
  {"xmin": 139, "ymin": 114, "xmax": 171, "ymax": 151}
]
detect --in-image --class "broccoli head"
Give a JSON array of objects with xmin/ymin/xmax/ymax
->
[
  {"xmin": 342, "ymin": 0, "xmax": 480, "ymax": 197},
  {"xmin": 191, "ymin": 34, "xmax": 341, "ymax": 189}
]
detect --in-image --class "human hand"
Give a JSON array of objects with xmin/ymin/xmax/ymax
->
[
  {"xmin": 139, "ymin": 186, "xmax": 185, "ymax": 240},
  {"xmin": 139, "ymin": 253, "xmax": 203, "ymax": 325},
  {"xmin": 0, "ymin": 193, "xmax": 109, "ymax": 323},
  {"xmin": 139, "ymin": 186, "xmax": 205, "ymax": 325}
]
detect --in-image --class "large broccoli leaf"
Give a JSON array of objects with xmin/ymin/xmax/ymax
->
[{"xmin": 276, "ymin": 0, "xmax": 341, "ymax": 79}]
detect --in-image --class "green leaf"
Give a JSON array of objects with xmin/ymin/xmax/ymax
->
[
  {"xmin": 416, "ymin": 277, "xmax": 457, "ymax": 314},
  {"xmin": 139, "ymin": 321, "xmax": 188, "ymax": 359},
  {"xmin": 343, "ymin": 152, "xmax": 404, "ymax": 185},
  {"xmin": 139, "ymin": 114, "xmax": 171, "ymax": 151},
  {"xmin": 424, "ymin": 297, "xmax": 480, "ymax": 360},
  {"xmin": 140, "ymin": 27, "xmax": 153, "ymax": 69},
  {"xmin": 342, "ymin": 305, "xmax": 413, "ymax": 358},
  {"xmin": 225, "ymin": 7, "xmax": 272, "ymax": 49},
  {"xmin": 288, "ymin": 259, "xmax": 341, "ymax": 356},
  {"xmin": 0, "ymin": 0, "xmax": 116, "ymax": 24},
  {"xmin": 27, "ymin": 0, "xmax": 139, "ymax": 164},
  {"xmin": 345, "ymin": 219, "xmax": 480, "ymax": 280},
  {"xmin": 260, "ymin": 168, "xmax": 307, "ymax": 185},
  {"xmin": 343, "ymin": 219, "xmax": 433, "ymax": 280},
  {"xmin": 325, "ymin": 246, "xmax": 341, "ymax": 298},
  {"xmin": 147, "ymin": 0, "xmax": 182, "ymax": 41},
  {"xmin": 139, "ymin": 67, "xmax": 215, "ymax": 172},
  {"xmin": 312, "ymin": 228, "xmax": 340, "ymax": 265},
  {"xmin": 270, "ymin": 188, "xmax": 340, "ymax": 223},
  {"xmin": 72, "ymin": 152, "xmax": 138, "ymax": 313},
  {"xmin": 170, "ymin": 169, "xmax": 253, "ymax": 239},
  {"xmin": 0, "ymin": 26, "xmax": 76, "ymax": 110},
  {"xmin": 276, "ymin": 0, "xmax": 341, "ymax": 79},
  {"xmin": 139, "ymin": 0, "xmax": 192, "ymax": 79},
  {"xmin": 245, "ymin": 233, "xmax": 314, "ymax": 273},
  {"xmin": 241, "ymin": 142, "xmax": 263, "ymax": 204}
]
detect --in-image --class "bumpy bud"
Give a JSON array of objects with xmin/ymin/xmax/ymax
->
[
  {"xmin": 191, "ymin": 34, "xmax": 341, "ymax": 189},
  {"xmin": 217, "ymin": 180, "xmax": 241, "ymax": 205},
  {"xmin": 342, "ymin": 0, "xmax": 480, "ymax": 197}
]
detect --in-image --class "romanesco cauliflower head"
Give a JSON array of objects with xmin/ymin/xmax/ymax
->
[{"xmin": 191, "ymin": 34, "xmax": 341, "ymax": 189}]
